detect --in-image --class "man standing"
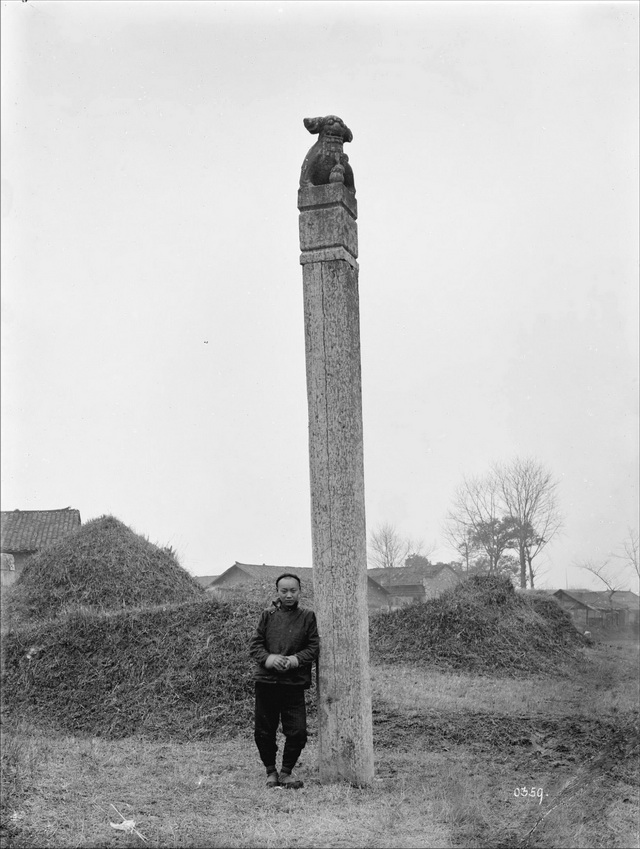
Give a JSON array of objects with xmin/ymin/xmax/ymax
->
[{"xmin": 249, "ymin": 573, "xmax": 320, "ymax": 788}]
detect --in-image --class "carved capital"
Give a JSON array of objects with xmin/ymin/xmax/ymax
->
[{"xmin": 298, "ymin": 183, "xmax": 358, "ymax": 263}]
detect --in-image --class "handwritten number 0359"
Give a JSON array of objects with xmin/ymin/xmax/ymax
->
[{"xmin": 514, "ymin": 787, "xmax": 545, "ymax": 805}]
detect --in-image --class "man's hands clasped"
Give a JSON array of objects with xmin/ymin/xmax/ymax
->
[{"xmin": 264, "ymin": 654, "xmax": 299, "ymax": 672}]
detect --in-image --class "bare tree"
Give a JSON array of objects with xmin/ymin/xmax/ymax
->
[
  {"xmin": 612, "ymin": 528, "xmax": 639, "ymax": 582},
  {"xmin": 577, "ymin": 530, "xmax": 639, "ymax": 604},
  {"xmin": 367, "ymin": 523, "xmax": 431, "ymax": 569},
  {"xmin": 443, "ymin": 517, "xmax": 477, "ymax": 573},
  {"xmin": 576, "ymin": 558, "xmax": 628, "ymax": 608},
  {"xmin": 368, "ymin": 523, "xmax": 405, "ymax": 569},
  {"xmin": 493, "ymin": 457, "xmax": 563, "ymax": 589},
  {"xmin": 445, "ymin": 472, "xmax": 516, "ymax": 576}
]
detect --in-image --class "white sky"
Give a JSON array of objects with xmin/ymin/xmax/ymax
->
[{"xmin": 2, "ymin": 0, "xmax": 638, "ymax": 590}]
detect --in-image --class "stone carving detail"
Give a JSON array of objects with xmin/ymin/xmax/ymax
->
[{"xmin": 299, "ymin": 116, "xmax": 355, "ymax": 192}]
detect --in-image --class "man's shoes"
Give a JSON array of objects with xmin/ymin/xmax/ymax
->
[
  {"xmin": 265, "ymin": 771, "xmax": 280, "ymax": 788},
  {"xmin": 279, "ymin": 772, "xmax": 303, "ymax": 789}
]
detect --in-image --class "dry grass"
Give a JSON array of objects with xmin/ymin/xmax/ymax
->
[
  {"xmin": 2, "ymin": 640, "xmax": 638, "ymax": 848},
  {"xmin": 371, "ymin": 642, "xmax": 639, "ymax": 719},
  {"xmin": 369, "ymin": 576, "xmax": 586, "ymax": 676},
  {"xmin": 2, "ymin": 547, "xmax": 637, "ymax": 848},
  {"xmin": 5, "ymin": 515, "xmax": 204, "ymax": 625},
  {"xmin": 3, "ymin": 658, "xmax": 638, "ymax": 849},
  {"xmin": 371, "ymin": 640, "xmax": 639, "ymax": 848},
  {"xmin": 2, "ymin": 597, "xmax": 265, "ymax": 739},
  {"xmin": 1, "ymin": 731, "xmax": 450, "ymax": 848},
  {"xmin": 2, "ymin": 576, "xmax": 587, "ymax": 744}
]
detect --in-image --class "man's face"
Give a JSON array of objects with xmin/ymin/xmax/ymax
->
[{"xmin": 277, "ymin": 578, "xmax": 300, "ymax": 608}]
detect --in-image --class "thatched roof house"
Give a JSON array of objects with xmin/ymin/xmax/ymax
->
[{"xmin": 1, "ymin": 507, "xmax": 81, "ymax": 571}]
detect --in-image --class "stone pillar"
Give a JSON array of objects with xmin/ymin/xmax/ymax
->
[{"xmin": 298, "ymin": 125, "xmax": 374, "ymax": 785}]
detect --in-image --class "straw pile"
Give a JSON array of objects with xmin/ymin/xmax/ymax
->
[
  {"xmin": 6, "ymin": 515, "xmax": 204, "ymax": 623},
  {"xmin": 369, "ymin": 575, "xmax": 585, "ymax": 674},
  {"xmin": 2, "ymin": 574, "xmax": 585, "ymax": 741},
  {"xmin": 2, "ymin": 597, "xmax": 261, "ymax": 740}
]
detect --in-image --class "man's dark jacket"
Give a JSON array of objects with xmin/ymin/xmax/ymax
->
[{"xmin": 249, "ymin": 601, "xmax": 319, "ymax": 688}]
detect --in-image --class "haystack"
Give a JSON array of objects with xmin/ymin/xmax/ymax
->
[
  {"xmin": 2, "ymin": 575, "xmax": 586, "ymax": 742},
  {"xmin": 2, "ymin": 597, "xmax": 265, "ymax": 740},
  {"xmin": 369, "ymin": 575, "xmax": 585, "ymax": 675},
  {"xmin": 6, "ymin": 515, "xmax": 204, "ymax": 623}
]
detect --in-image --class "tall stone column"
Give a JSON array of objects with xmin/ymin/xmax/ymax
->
[{"xmin": 298, "ymin": 116, "xmax": 374, "ymax": 785}]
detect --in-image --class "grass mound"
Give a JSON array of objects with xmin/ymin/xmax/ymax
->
[
  {"xmin": 2, "ymin": 576, "xmax": 585, "ymax": 742},
  {"xmin": 6, "ymin": 515, "xmax": 204, "ymax": 623},
  {"xmin": 2, "ymin": 597, "xmax": 272, "ymax": 740},
  {"xmin": 369, "ymin": 576, "xmax": 585, "ymax": 674}
]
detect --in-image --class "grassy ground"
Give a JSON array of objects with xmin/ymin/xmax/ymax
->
[
  {"xmin": 372, "ymin": 638, "xmax": 639, "ymax": 848},
  {"xmin": 2, "ymin": 638, "xmax": 638, "ymax": 849}
]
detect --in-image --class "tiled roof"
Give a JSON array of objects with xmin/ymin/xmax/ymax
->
[
  {"xmin": 367, "ymin": 563, "xmax": 455, "ymax": 586},
  {"xmin": 212, "ymin": 562, "xmax": 314, "ymax": 584},
  {"xmin": 0, "ymin": 508, "xmax": 81, "ymax": 553},
  {"xmin": 555, "ymin": 589, "xmax": 640, "ymax": 612},
  {"xmin": 368, "ymin": 570, "xmax": 422, "ymax": 587},
  {"xmin": 195, "ymin": 575, "xmax": 220, "ymax": 588},
  {"xmin": 212, "ymin": 562, "xmax": 387, "ymax": 592},
  {"xmin": 386, "ymin": 584, "xmax": 426, "ymax": 595},
  {"xmin": 612, "ymin": 591, "xmax": 640, "ymax": 605}
]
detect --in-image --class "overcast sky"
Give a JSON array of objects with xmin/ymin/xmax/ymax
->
[{"xmin": 2, "ymin": 1, "xmax": 638, "ymax": 590}]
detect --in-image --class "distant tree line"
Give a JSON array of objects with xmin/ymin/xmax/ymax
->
[
  {"xmin": 368, "ymin": 457, "xmax": 563, "ymax": 589},
  {"xmin": 367, "ymin": 523, "xmax": 435, "ymax": 570},
  {"xmin": 443, "ymin": 458, "xmax": 562, "ymax": 588}
]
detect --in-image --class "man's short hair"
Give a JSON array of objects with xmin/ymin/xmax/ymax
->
[{"xmin": 276, "ymin": 572, "xmax": 302, "ymax": 590}]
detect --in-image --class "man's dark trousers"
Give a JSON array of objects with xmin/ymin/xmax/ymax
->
[{"xmin": 254, "ymin": 682, "xmax": 307, "ymax": 772}]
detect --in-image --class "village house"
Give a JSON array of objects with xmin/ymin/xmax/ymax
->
[
  {"xmin": 195, "ymin": 575, "xmax": 218, "ymax": 589},
  {"xmin": 553, "ymin": 589, "xmax": 640, "ymax": 631},
  {"xmin": 0, "ymin": 508, "xmax": 82, "ymax": 578},
  {"xmin": 206, "ymin": 561, "xmax": 391, "ymax": 611},
  {"xmin": 367, "ymin": 561, "xmax": 461, "ymax": 609}
]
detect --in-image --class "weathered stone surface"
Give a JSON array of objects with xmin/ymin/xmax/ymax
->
[
  {"xmin": 302, "ymin": 258, "xmax": 373, "ymax": 785},
  {"xmin": 299, "ymin": 115, "xmax": 355, "ymax": 192},
  {"xmin": 299, "ymin": 247, "xmax": 358, "ymax": 269},
  {"xmin": 298, "ymin": 183, "xmax": 357, "ymax": 217},
  {"xmin": 299, "ymin": 208, "xmax": 358, "ymax": 259},
  {"xmin": 298, "ymin": 184, "xmax": 358, "ymax": 262},
  {"xmin": 298, "ymin": 118, "xmax": 373, "ymax": 786}
]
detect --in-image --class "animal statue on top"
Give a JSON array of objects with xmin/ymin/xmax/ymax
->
[{"xmin": 299, "ymin": 116, "xmax": 355, "ymax": 193}]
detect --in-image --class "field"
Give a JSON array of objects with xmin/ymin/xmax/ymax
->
[
  {"xmin": 1, "ymin": 530, "xmax": 638, "ymax": 849},
  {"xmin": 2, "ymin": 638, "xmax": 638, "ymax": 849}
]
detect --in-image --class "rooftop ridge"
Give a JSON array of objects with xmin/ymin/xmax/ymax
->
[{"xmin": 1, "ymin": 507, "xmax": 80, "ymax": 514}]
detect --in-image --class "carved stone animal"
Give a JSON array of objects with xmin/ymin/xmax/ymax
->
[{"xmin": 299, "ymin": 115, "xmax": 355, "ymax": 193}]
